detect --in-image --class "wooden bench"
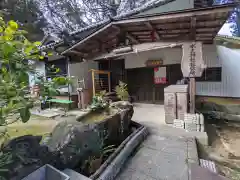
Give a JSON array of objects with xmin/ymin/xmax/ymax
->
[{"xmin": 46, "ymin": 99, "xmax": 74, "ymax": 114}]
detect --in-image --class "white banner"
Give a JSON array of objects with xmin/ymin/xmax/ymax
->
[{"xmin": 181, "ymin": 42, "xmax": 206, "ymax": 77}]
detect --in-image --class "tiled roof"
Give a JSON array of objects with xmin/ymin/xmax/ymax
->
[{"xmin": 39, "ymin": 0, "xmax": 176, "ymax": 51}]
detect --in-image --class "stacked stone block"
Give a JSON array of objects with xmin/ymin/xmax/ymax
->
[
  {"xmin": 164, "ymin": 85, "xmax": 188, "ymax": 124},
  {"xmin": 173, "ymin": 113, "xmax": 205, "ymax": 132},
  {"xmin": 173, "ymin": 119, "xmax": 185, "ymax": 129},
  {"xmin": 184, "ymin": 113, "xmax": 205, "ymax": 132}
]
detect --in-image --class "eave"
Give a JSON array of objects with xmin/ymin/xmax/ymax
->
[{"xmin": 61, "ymin": 3, "xmax": 235, "ymax": 60}]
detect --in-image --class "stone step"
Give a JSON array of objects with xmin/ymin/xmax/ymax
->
[{"xmin": 148, "ymin": 125, "xmax": 208, "ymax": 146}]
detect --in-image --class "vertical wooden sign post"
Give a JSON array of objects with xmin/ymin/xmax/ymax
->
[
  {"xmin": 189, "ymin": 43, "xmax": 196, "ymax": 113},
  {"xmin": 181, "ymin": 42, "xmax": 205, "ymax": 114},
  {"xmin": 189, "ymin": 78, "xmax": 196, "ymax": 113}
]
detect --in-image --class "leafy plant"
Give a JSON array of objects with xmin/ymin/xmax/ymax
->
[
  {"xmin": 81, "ymin": 144, "xmax": 116, "ymax": 175},
  {"xmin": 89, "ymin": 91, "xmax": 109, "ymax": 112},
  {"xmin": 115, "ymin": 81, "xmax": 129, "ymax": 101},
  {"xmin": 101, "ymin": 145, "xmax": 116, "ymax": 157},
  {"xmin": 0, "ymin": 16, "xmax": 69, "ymax": 125},
  {"xmin": 0, "ymin": 16, "xmax": 70, "ymax": 180},
  {"xmin": 0, "ymin": 152, "xmax": 14, "ymax": 180}
]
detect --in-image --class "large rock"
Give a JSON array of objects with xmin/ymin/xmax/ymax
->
[
  {"xmin": 46, "ymin": 101, "xmax": 133, "ymax": 170},
  {"xmin": 46, "ymin": 120, "xmax": 103, "ymax": 169},
  {"xmin": 0, "ymin": 135, "xmax": 60, "ymax": 180},
  {"xmin": 0, "ymin": 102, "xmax": 134, "ymax": 179}
]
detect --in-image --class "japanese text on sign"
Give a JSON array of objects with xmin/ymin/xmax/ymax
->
[{"xmin": 145, "ymin": 60, "xmax": 163, "ymax": 67}]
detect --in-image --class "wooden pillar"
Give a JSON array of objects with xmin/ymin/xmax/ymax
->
[
  {"xmin": 108, "ymin": 72, "xmax": 111, "ymax": 92},
  {"xmin": 92, "ymin": 70, "xmax": 95, "ymax": 96},
  {"xmin": 189, "ymin": 77, "xmax": 196, "ymax": 113}
]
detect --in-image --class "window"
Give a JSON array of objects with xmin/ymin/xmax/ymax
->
[{"xmin": 196, "ymin": 67, "xmax": 222, "ymax": 82}]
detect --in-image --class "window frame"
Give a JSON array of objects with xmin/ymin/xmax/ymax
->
[{"xmin": 196, "ymin": 67, "xmax": 222, "ymax": 82}]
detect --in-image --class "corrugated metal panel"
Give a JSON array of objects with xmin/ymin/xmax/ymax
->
[{"xmin": 196, "ymin": 45, "xmax": 240, "ymax": 97}]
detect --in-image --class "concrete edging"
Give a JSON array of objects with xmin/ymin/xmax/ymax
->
[{"xmin": 92, "ymin": 123, "xmax": 148, "ymax": 180}]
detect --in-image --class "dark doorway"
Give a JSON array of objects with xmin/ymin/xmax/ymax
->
[
  {"xmin": 98, "ymin": 59, "xmax": 126, "ymax": 91},
  {"xmin": 127, "ymin": 64, "xmax": 182, "ymax": 104}
]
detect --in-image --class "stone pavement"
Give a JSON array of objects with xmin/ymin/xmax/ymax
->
[
  {"xmin": 116, "ymin": 103, "xmax": 199, "ymax": 180},
  {"xmin": 116, "ymin": 132, "xmax": 199, "ymax": 180},
  {"xmin": 132, "ymin": 103, "xmax": 166, "ymax": 126}
]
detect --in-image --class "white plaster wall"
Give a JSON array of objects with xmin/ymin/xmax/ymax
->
[
  {"xmin": 124, "ymin": 47, "xmax": 182, "ymax": 69},
  {"xmin": 124, "ymin": 44, "xmax": 240, "ymax": 98},
  {"xmin": 69, "ymin": 61, "xmax": 98, "ymax": 92}
]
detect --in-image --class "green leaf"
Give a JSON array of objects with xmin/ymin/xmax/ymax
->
[
  {"xmin": 33, "ymin": 41, "xmax": 42, "ymax": 46},
  {"xmin": 55, "ymin": 68, "xmax": 60, "ymax": 73},
  {"xmin": 18, "ymin": 72, "xmax": 29, "ymax": 83},
  {"xmin": 19, "ymin": 107, "xmax": 31, "ymax": 123},
  {"xmin": 39, "ymin": 56, "xmax": 44, "ymax": 60},
  {"xmin": 1, "ymin": 67, "xmax": 7, "ymax": 74},
  {"xmin": 24, "ymin": 46, "xmax": 33, "ymax": 54},
  {"xmin": 8, "ymin": 20, "xmax": 18, "ymax": 30}
]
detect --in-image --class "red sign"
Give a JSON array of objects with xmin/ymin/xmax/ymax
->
[
  {"xmin": 154, "ymin": 77, "xmax": 167, "ymax": 84},
  {"xmin": 154, "ymin": 67, "xmax": 167, "ymax": 84}
]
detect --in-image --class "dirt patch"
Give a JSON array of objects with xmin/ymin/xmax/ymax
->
[{"xmin": 198, "ymin": 121, "xmax": 240, "ymax": 179}]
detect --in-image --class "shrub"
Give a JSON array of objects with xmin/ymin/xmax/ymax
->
[{"xmin": 115, "ymin": 81, "xmax": 129, "ymax": 101}]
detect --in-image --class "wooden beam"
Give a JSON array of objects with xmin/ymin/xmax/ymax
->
[
  {"xmin": 113, "ymin": 24, "xmax": 139, "ymax": 44},
  {"xmin": 155, "ymin": 23, "xmax": 191, "ymax": 30},
  {"xmin": 126, "ymin": 19, "xmax": 225, "ymax": 31},
  {"xmin": 196, "ymin": 33, "xmax": 215, "ymax": 37},
  {"xmin": 158, "ymin": 29, "xmax": 190, "ymax": 34},
  {"xmin": 197, "ymin": 20, "xmax": 225, "ymax": 27},
  {"xmin": 113, "ymin": 5, "xmax": 234, "ymax": 25},
  {"xmin": 126, "ymin": 32, "xmax": 139, "ymax": 44},
  {"xmin": 129, "ymin": 28, "xmax": 218, "ymax": 35},
  {"xmin": 131, "ymin": 31, "xmax": 151, "ymax": 35},
  {"xmin": 68, "ymin": 50, "xmax": 84, "ymax": 56},
  {"xmin": 144, "ymin": 22, "xmax": 160, "ymax": 40},
  {"xmin": 190, "ymin": 16, "xmax": 196, "ymax": 39}
]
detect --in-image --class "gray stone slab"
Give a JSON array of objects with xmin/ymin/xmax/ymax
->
[
  {"xmin": 124, "ymin": 146, "xmax": 188, "ymax": 180},
  {"xmin": 143, "ymin": 135, "xmax": 188, "ymax": 157},
  {"xmin": 116, "ymin": 168, "xmax": 159, "ymax": 180},
  {"xmin": 187, "ymin": 138, "xmax": 199, "ymax": 164},
  {"xmin": 116, "ymin": 123, "xmax": 200, "ymax": 180}
]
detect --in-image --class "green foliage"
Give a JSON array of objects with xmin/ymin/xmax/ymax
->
[
  {"xmin": 101, "ymin": 145, "xmax": 116, "ymax": 157},
  {"xmin": 0, "ymin": 16, "xmax": 69, "ymax": 125},
  {"xmin": 0, "ymin": 152, "xmax": 13, "ymax": 180},
  {"xmin": 115, "ymin": 81, "xmax": 129, "ymax": 101},
  {"xmin": 89, "ymin": 90, "xmax": 109, "ymax": 112}
]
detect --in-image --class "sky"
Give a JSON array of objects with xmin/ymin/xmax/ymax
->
[{"xmin": 218, "ymin": 23, "xmax": 233, "ymax": 36}]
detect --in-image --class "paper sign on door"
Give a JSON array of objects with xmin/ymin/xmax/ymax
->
[{"xmin": 154, "ymin": 67, "xmax": 167, "ymax": 84}]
